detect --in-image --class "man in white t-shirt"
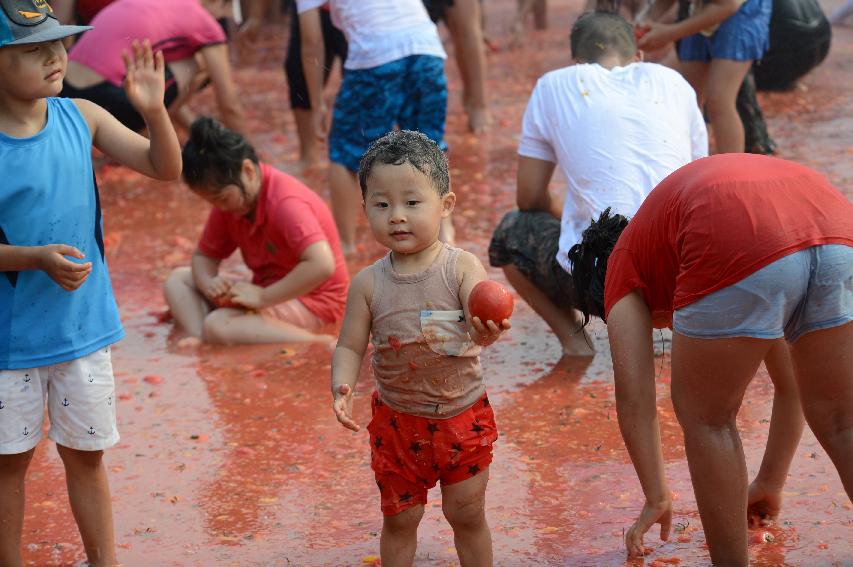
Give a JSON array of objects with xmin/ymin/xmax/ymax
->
[
  {"xmin": 489, "ymin": 11, "xmax": 707, "ymax": 356},
  {"xmin": 298, "ymin": 0, "xmax": 451, "ymax": 254}
]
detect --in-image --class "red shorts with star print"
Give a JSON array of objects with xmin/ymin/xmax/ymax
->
[{"xmin": 367, "ymin": 391, "xmax": 498, "ymax": 516}]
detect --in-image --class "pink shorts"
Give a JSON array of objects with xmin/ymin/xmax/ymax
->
[{"xmin": 260, "ymin": 299, "xmax": 326, "ymax": 331}]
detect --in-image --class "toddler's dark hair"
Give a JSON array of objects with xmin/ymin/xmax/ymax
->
[
  {"xmin": 358, "ymin": 130, "xmax": 450, "ymax": 197},
  {"xmin": 182, "ymin": 117, "xmax": 259, "ymax": 192},
  {"xmin": 570, "ymin": 11, "xmax": 636, "ymax": 63},
  {"xmin": 567, "ymin": 207, "xmax": 630, "ymax": 325}
]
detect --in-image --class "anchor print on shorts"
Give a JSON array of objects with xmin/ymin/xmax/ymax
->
[
  {"xmin": 0, "ymin": 400, "xmax": 5, "ymax": 410},
  {"xmin": 88, "ymin": 373, "xmax": 94, "ymax": 383},
  {"xmin": 62, "ymin": 397, "xmax": 70, "ymax": 407},
  {"xmin": 88, "ymin": 426, "xmax": 96, "ymax": 436},
  {"xmin": 23, "ymin": 426, "xmax": 29, "ymax": 436}
]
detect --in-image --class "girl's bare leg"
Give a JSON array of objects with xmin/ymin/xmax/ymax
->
[
  {"xmin": 164, "ymin": 266, "xmax": 213, "ymax": 338},
  {"xmin": 704, "ymin": 59, "xmax": 753, "ymax": 153},
  {"xmin": 201, "ymin": 308, "xmax": 334, "ymax": 345}
]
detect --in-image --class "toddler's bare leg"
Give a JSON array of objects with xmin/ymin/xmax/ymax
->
[
  {"xmin": 442, "ymin": 467, "xmax": 492, "ymax": 567},
  {"xmin": 57, "ymin": 445, "xmax": 117, "ymax": 567},
  {"xmin": 0, "ymin": 449, "xmax": 35, "ymax": 567},
  {"xmin": 380, "ymin": 504, "xmax": 424, "ymax": 567}
]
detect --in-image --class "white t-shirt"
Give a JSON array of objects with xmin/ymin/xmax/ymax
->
[
  {"xmin": 518, "ymin": 62, "xmax": 708, "ymax": 273},
  {"xmin": 296, "ymin": 0, "xmax": 446, "ymax": 70}
]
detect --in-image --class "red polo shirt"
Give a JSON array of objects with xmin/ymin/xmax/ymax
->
[
  {"xmin": 198, "ymin": 163, "xmax": 348, "ymax": 323},
  {"xmin": 603, "ymin": 154, "xmax": 853, "ymax": 322}
]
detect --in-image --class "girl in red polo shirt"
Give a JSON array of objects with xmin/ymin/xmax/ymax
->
[
  {"xmin": 164, "ymin": 117, "xmax": 349, "ymax": 344},
  {"xmin": 567, "ymin": 154, "xmax": 853, "ymax": 566}
]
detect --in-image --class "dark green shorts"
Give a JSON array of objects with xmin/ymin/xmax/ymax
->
[{"xmin": 488, "ymin": 210, "xmax": 580, "ymax": 311}]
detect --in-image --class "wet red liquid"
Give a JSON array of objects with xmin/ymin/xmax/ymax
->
[{"xmin": 21, "ymin": 0, "xmax": 853, "ymax": 565}]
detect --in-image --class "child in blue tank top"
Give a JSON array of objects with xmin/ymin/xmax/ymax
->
[{"xmin": 0, "ymin": 1, "xmax": 181, "ymax": 565}]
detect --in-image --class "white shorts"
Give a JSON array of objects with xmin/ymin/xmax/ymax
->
[{"xmin": 0, "ymin": 347, "xmax": 119, "ymax": 454}]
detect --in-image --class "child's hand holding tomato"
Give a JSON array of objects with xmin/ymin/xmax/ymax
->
[
  {"xmin": 229, "ymin": 281, "xmax": 266, "ymax": 310},
  {"xmin": 202, "ymin": 276, "xmax": 232, "ymax": 303},
  {"xmin": 468, "ymin": 280, "xmax": 513, "ymax": 346},
  {"xmin": 471, "ymin": 316, "xmax": 512, "ymax": 347}
]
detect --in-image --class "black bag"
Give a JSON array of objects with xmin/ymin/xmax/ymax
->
[{"xmin": 754, "ymin": 0, "xmax": 832, "ymax": 91}]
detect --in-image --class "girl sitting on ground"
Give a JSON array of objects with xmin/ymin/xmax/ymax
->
[{"xmin": 164, "ymin": 117, "xmax": 348, "ymax": 345}]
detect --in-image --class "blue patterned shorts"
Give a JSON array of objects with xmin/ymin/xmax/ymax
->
[
  {"xmin": 330, "ymin": 55, "xmax": 448, "ymax": 172},
  {"xmin": 678, "ymin": 0, "xmax": 772, "ymax": 62}
]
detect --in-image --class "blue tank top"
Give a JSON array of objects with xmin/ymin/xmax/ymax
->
[{"xmin": 0, "ymin": 97, "xmax": 124, "ymax": 369}]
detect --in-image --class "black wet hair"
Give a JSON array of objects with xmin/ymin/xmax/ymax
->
[
  {"xmin": 358, "ymin": 130, "xmax": 450, "ymax": 198},
  {"xmin": 182, "ymin": 117, "xmax": 259, "ymax": 193},
  {"xmin": 567, "ymin": 207, "xmax": 630, "ymax": 325},
  {"xmin": 570, "ymin": 11, "xmax": 637, "ymax": 63}
]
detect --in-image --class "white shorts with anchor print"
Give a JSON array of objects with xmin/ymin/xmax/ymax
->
[{"xmin": 0, "ymin": 347, "xmax": 119, "ymax": 454}]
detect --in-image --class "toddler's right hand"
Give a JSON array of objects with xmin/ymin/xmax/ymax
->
[
  {"xmin": 39, "ymin": 244, "xmax": 92, "ymax": 291},
  {"xmin": 332, "ymin": 384, "xmax": 359, "ymax": 432}
]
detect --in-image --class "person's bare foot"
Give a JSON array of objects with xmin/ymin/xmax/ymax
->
[{"xmin": 560, "ymin": 328, "xmax": 595, "ymax": 357}]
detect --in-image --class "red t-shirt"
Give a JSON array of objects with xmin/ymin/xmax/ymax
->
[
  {"xmin": 198, "ymin": 163, "xmax": 349, "ymax": 323},
  {"xmin": 604, "ymin": 154, "xmax": 853, "ymax": 323}
]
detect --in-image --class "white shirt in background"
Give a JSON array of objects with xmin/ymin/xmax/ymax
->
[
  {"xmin": 296, "ymin": 0, "xmax": 446, "ymax": 70},
  {"xmin": 518, "ymin": 62, "xmax": 708, "ymax": 273}
]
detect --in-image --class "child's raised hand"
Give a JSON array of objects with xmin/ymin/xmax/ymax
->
[
  {"xmin": 38, "ymin": 244, "xmax": 92, "ymax": 291},
  {"xmin": 332, "ymin": 383, "xmax": 359, "ymax": 432},
  {"xmin": 229, "ymin": 282, "xmax": 265, "ymax": 310},
  {"xmin": 471, "ymin": 316, "xmax": 511, "ymax": 347},
  {"xmin": 123, "ymin": 39, "xmax": 166, "ymax": 119},
  {"xmin": 625, "ymin": 498, "xmax": 672, "ymax": 558}
]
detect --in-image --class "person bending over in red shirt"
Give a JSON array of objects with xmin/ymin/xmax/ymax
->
[{"xmin": 567, "ymin": 153, "xmax": 853, "ymax": 566}]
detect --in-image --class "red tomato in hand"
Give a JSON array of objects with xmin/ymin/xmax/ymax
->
[
  {"xmin": 468, "ymin": 281, "xmax": 514, "ymax": 323},
  {"xmin": 634, "ymin": 25, "xmax": 650, "ymax": 41},
  {"xmin": 212, "ymin": 293, "xmax": 240, "ymax": 309}
]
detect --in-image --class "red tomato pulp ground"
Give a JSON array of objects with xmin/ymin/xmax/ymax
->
[{"xmin": 22, "ymin": 0, "xmax": 852, "ymax": 565}]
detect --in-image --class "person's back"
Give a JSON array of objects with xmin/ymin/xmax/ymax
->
[
  {"xmin": 488, "ymin": 11, "xmax": 707, "ymax": 357},
  {"xmin": 529, "ymin": 61, "xmax": 706, "ymax": 254},
  {"xmin": 321, "ymin": 0, "xmax": 445, "ymax": 70},
  {"xmin": 68, "ymin": 0, "xmax": 225, "ymax": 87}
]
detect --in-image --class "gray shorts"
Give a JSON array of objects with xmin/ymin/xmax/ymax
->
[
  {"xmin": 488, "ymin": 210, "xmax": 579, "ymax": 310},
  {"xmin": 673, "ymin": 245, "xmax": 853, "ymax": 342}
]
